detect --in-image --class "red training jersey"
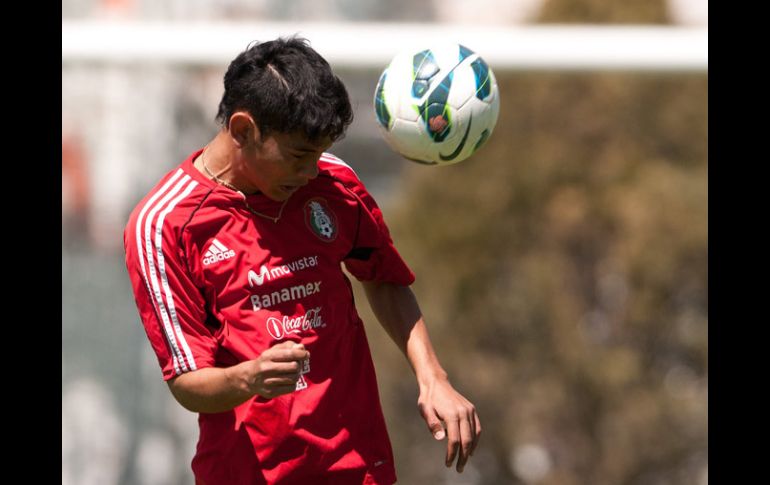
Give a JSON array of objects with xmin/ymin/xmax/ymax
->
[{"xmin": 123, "ymin": 150, "xmax": 415, "ymax": 485}]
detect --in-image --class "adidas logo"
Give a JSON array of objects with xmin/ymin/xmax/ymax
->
[{"xmin": 202, "ymin": 239, "xmax": 235, "ymax": 266}]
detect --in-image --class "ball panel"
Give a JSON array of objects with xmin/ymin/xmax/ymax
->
[
  {"xmin": 384, "ymin": 118, "xmax": 430, "ymax": 161},
  {"xmin": 373, "ymin": 71, "xmax": 392, "ymax": 130},
  {"xmin": 416, "ymin": 71, "xmax": 455, "ymax": 142},
  {"xmin": 412, "ymin": 49, "xmax": 440, "ymax": 99},
  {"xmin": 473, "ymin": 129, "xmax": 490, "ymax": 153},
  {"xmin": 458, "ymin": 44, "xmax": 475, "ymax": 62},
  {"xmin": 446, "ymin": 56, "xmax": 479, "ymax": 110},
  {"xmin": 437, "ymin": 111, "xmax": 473, "ymax": 163},
  {"xmin": 470, "ymin": 57, "xmax": 492, "ymax": 100}
]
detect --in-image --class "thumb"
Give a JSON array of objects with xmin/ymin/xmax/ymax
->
[
  {"xmin": 419, "ymin": 403, "xmax": 446, "ymax": 440},
  {"xmin": 431, "ymin": 424, "xmax": 446, "ymax": 441}
]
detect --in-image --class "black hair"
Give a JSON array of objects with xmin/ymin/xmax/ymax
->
[{"xmin": 216, "ymin": 36, "xmax": 354, "ymax": 142}]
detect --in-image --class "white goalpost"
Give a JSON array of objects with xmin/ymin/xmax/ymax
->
[{"xmin": 62, "ymin": 21, "xmax": 707, "ymax": 71}]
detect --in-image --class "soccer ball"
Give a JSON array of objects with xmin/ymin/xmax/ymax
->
[{"xmin": 373, "ymin": 43, "xmax": 500, "ymax": 166}]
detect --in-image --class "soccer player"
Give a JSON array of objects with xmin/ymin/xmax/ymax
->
[{"xmin": 124, "ymin": 37, "xmax": 480, "ymax": 485}]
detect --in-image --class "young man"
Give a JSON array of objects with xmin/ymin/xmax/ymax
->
[{"xmin": 124, "ymin": 37, "xmax": 480, "ymax": 485}]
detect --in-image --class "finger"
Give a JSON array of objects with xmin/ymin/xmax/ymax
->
[
  {"xmin": 457, "ymin": 416, "xmax": 473, "ymax": 473},
  {"xmin": 418, "ymin": 403, "xmax": 446, "ymax": 440},
  {"xmin": 263, "ymin": 375, "xmax": 299, "ymax": 387},
  {"xmin": 269, "ymin": 348, "xmax": 310, "ymax": 362},
  {"xmin": 262, "ymin": 361, "xmax": 302, "ymax": 376},
  {"xmin": 471, "ymin": 412, "xmax": 482, "ymax": 456},
  {"xmin": 269, "ymin": 340, "xmax": 301, "ymax": 351},
  {"xmin": 276, "ymin": 340, "xmax": 299, "ymax": 348},
  {"xmin": 268, "ymin": 340, "xmax": 305, "ymax": 352},
  {"xmin": 468, "ymin": 409, "xmax": 476, "ymax": 450},
  {"xmin": 264, "ymin": 371, "xmax": 301, "ymax": 383},
  {"xmin": 445, "ymin": 418, "xmax": 460, "ymax": 468}
]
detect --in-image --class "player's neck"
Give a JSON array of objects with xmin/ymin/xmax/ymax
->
[{"xmin": 194, "ymin": 134, "xmax": 258, "ymax": 195}]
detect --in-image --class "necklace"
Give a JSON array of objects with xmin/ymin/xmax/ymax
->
[{"xmin": 200, "ymin": 149, "xmax": 287, "ymax": 223}]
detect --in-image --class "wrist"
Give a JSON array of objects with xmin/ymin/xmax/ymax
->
[
  {"xmin": 223, "ymin": 362, "xmax": 250, "ymax": 395},
  {"xmin": 417, "ymin": 368, "xmax": 449, "ymax": 392}
]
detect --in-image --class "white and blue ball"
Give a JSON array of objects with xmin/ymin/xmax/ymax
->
[{"xmin": 374, "ymin": 43, "xmax": 500, "ymax": 165}]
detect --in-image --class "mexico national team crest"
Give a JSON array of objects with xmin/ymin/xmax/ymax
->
[{"xmin": 304, "ymin": 197, "xmax": 338, "ymax": 242}]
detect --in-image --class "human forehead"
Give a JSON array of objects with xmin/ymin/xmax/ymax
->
[{"xmin": 272, "ymin": 131, "xmax": 332, "ymax": 152}]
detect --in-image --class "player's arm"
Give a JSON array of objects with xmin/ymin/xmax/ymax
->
[
  {"xmin": 361, "ymin": 281, "xmax": 481, "ymax": 473},
  {"xmin": 166, "ymin": 341, "xmax": 309, "ymax": 413}
]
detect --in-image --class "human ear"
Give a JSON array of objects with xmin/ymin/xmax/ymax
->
[{"xmin": 228, "ymin": 112, "xmax": 260, "ymax": 148}]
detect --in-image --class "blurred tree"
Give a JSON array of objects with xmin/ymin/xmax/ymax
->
[
  {"xmin": 361, "ymin": 71, "xmax": 707, "ymax": 484},
  {"xmin": 357, "ymin": 3, "xmax": 707, "ymax": 484},
  {"xmin": 539, "ymin": 0, "xmax": 669, "ymax": 23}
]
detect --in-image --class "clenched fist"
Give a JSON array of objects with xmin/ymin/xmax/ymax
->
[{"xmin": 245, "ymin": 341, "xmax": 310, "ymax": 399}]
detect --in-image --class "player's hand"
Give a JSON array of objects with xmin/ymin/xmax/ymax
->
[
  {"xmin": 246, "ymin": 341, "xmax": 309, "ymax": 399},
  {"xmin": 417, "ymin": 378, "xmax": 481, "ymax": 473}
]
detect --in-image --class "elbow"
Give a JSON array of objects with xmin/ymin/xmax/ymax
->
[
  {"xmin": 171, "ymin": 395, "xmax": 202, "ymax": 413},
  {"xmin": 166, "ymin": 374, "xmax": 210, "ymax": 413},
  {"xmin": 165, "ymin": 372, "xmax": 238, "ymax": 414}
]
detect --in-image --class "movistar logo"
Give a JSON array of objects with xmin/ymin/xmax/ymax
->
[{"xmin": 247, "ymin": 255, "xmax": 319, "ymax": 287}]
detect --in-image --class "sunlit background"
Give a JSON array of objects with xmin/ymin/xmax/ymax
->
[{"xmin": 62, "ymin": 1, "xmax": 708, "ymax": 484}]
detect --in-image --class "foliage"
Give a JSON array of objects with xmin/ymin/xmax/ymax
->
[{"xmin": 359, "ymin": 72, "xmax": 708, "ymax": 484}]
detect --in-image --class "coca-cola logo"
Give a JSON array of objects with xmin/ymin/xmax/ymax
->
[{"xmin": 265, "ymin": 307, "xmax": 325, "ymax": 340}]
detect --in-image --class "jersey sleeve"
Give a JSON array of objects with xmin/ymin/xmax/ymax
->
[
  {"xmin": 336, "ymin": 166, "xmax": 416, "ymax": 286},
  {"xmin": 124, "ymin": 206, "xmax": 218, "ymax": 381}
]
